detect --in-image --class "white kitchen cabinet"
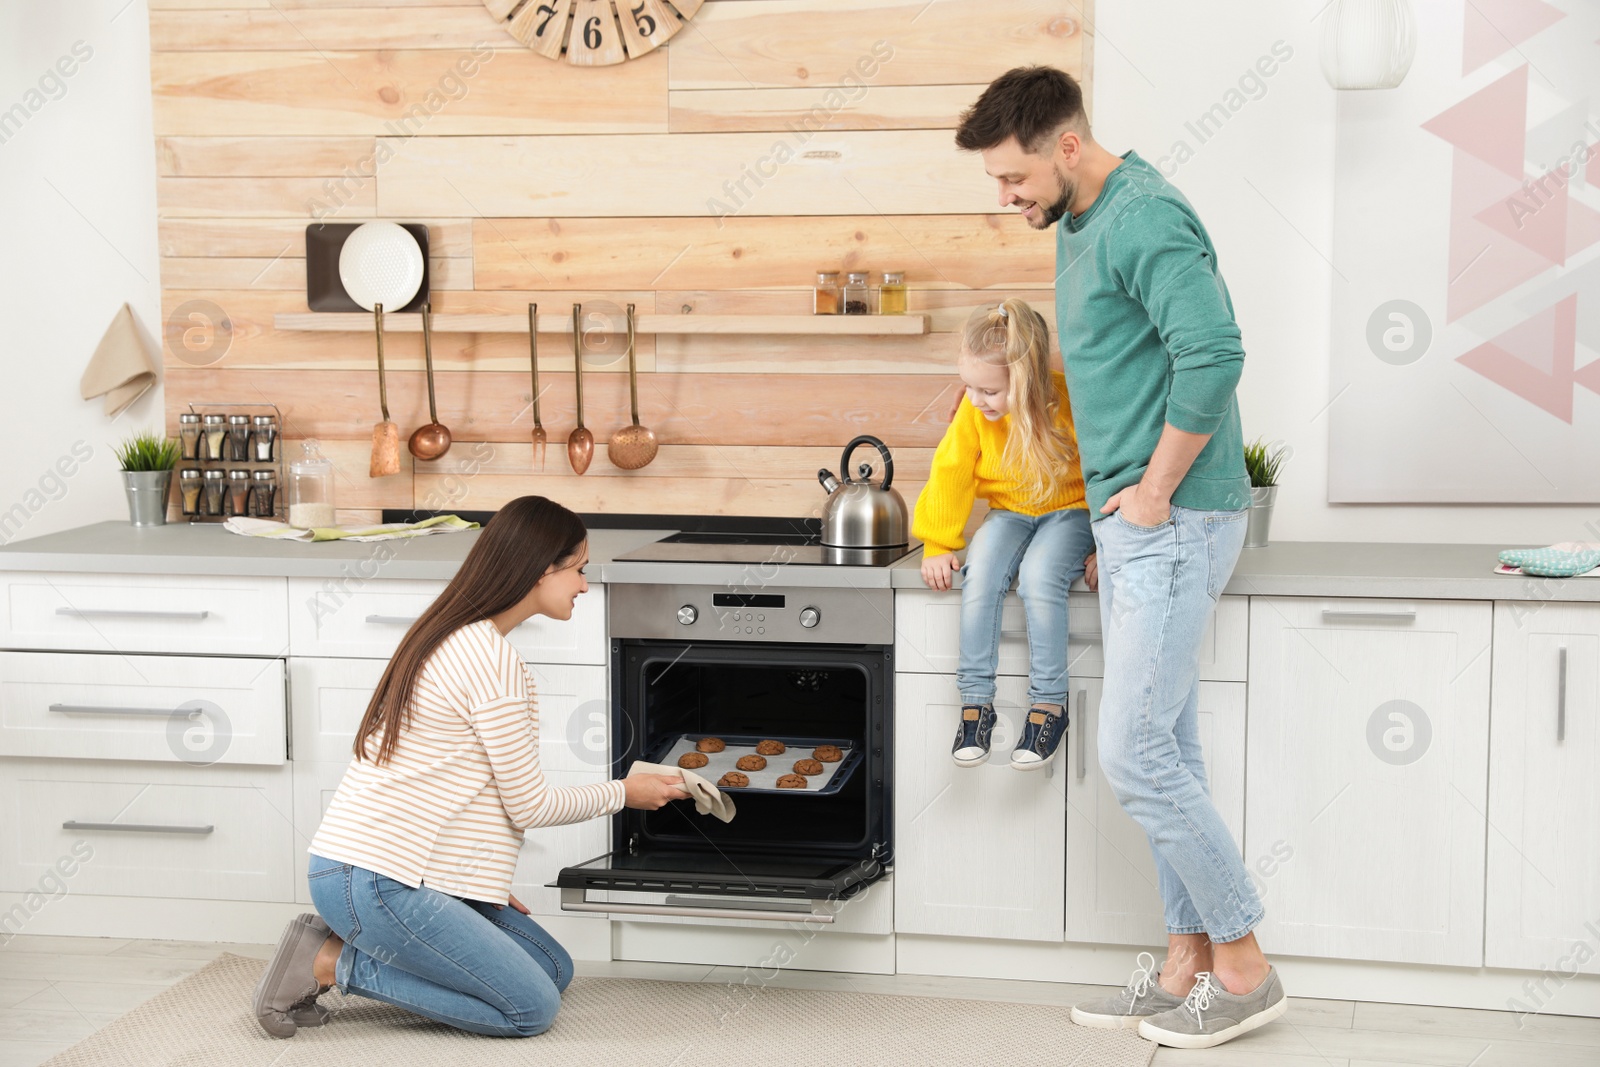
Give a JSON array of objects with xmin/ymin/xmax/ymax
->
[
  {"xmin": 0, "ymin": 571, "xmax": 288, "ymax": 656},
  {"xmin": 0, "ymin": 651, "xmax": 286, "ymax": 766},
  {"xmin": 0, "ymin": 756, "xmax": 295, "ymax": 903},
  {"xmin": 1245, "ymin": 597, "xmax": 1492, "ymax": 967},
  {"xmin": 1485, "ymin": 602, "xmax": 1600, "ymax": 974},
  {"xmin": 1064, "ymin": 679, "xmax": 1246, "ymax": 947},
  {"xmin": 894, "ymin": 589, "xmax": 1247, "ymax": 682},
  {"xmin": 287, "ymin": 578, "xmax": 607, "ymax": 664},
  {"xmin": 292, "ymin": 758, "xmax": 349, "ymax": 905},
  {"xmin": 511, "ymin": 768, "xmax": 613, "ymax": 919},
  {"xmin": 893, "ymin": 673, "xmax": 1064, "ymax": 942}
]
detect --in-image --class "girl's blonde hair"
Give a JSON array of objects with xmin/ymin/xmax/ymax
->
[{"xmin": 960, "ymin": 298, "xmax": 1075, "ymax": 503}]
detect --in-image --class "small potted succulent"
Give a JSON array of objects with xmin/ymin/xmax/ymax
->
[
  {"xmin": 114, "ymin": 431, "xmax": 181, "ymax": 527},
  {"xmin": 1243, "ymin": 437, "xmax": 1288, "ymax": 548}
]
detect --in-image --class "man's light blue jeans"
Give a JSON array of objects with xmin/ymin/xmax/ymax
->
[
  {"xmin": 1092, "ymin": 504, "xmax": 1262, "ymax": 942},
  {"xmin": 957, "ymin": 506, "xmax": 1094, "ymax": 707}
]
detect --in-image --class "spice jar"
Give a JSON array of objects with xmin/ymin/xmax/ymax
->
[
  {"xmin": 201, "ymin": 469, "xmax": 226, "ymax": 516},
  {"xmin": 178, "ymin": 468, "xmax": 203, "ymax": 516},
  {"xmin": 178, "ymin": 414, "xmax": 201, "ymax": 461},
  {"xmin": 878, "ymin": 271, "xmax": 907, "ymax": 315},
  {"xmin": 843, "ymin": 272, "xmax": 870, "ymax": 315},
  {"xmin": 251, "ymin": 469, "xmax": 278, "ymax": 518},
  {"xmin": 813, "ymin": 271, "xmax": 841, "ymax": 315},
  {"xmin": 287, "ymin": 440, "xmax": 337, "ymax": 529},
  {"xmin": 251, "ymin": 414, "xmax": 277, "ymax": 462},
  {"xmin": 227, "ymin": 469, "xmax": 252, "ymax": 516},
  {"xmin": 201, "ymin": 414, "xmax": 227, "ymax": 461},
  {"xmin": 226, "ymin": 415, "xmax": 251, "ymax": 462}
]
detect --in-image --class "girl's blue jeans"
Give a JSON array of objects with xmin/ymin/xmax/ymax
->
[
  {"xmin": 307, "ymin": 853, "xmax": 572, "ymax": 1037},
  {"xmin": 956, "ymin": 506, "xmax": 1094, "ymax": 707}
]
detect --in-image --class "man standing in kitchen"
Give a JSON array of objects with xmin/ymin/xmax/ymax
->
[{"xmin": 954, "ymin": 67, "xmax": 1286, "ymax": 1051}]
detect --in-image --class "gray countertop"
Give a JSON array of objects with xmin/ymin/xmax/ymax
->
[{"xmin": 0, "ymin": 522, "xmax": 1589, "ymax": 602}]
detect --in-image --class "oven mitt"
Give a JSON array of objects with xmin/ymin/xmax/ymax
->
[
  {"xmin": 627, "ymin": 761, "xmax": 736, "ymax": 824},
  {"xmin": 1498, "ymin": 543, "xmax": 1600, "ymax": 578}
]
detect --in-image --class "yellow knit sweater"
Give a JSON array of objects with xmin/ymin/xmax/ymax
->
[{"xmin": 912, "ymin": 372, "xmax": 1088, "ymax": 557}]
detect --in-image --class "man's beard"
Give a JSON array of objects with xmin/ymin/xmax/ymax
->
[{"xmin": 1031, "ymin": 170, "xmax": 1074, "ymax": 229}]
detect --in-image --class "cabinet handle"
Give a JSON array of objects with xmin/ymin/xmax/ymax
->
[
  {"xmin": 1074, "ymin": 689, "xmax": 1087, "ymax": 780},
  {"xmin": 1001, "ymin": 628, "xmax": 1102, "ymax": 641},
  {"xmin": 1557, "ymin": 645, "xmax": 1567, "ymax": 743},
  {"xmin": 56, "ymin": 607, "xmax": 210, "ymax": 621},
  {"xmin": 62, "ymin": 820, "xmax": 214, "ymax": 835},
  {"xmin": 364, "ymin": 615, "xmax": 419, "ymax": 625},
  {"xmin": 49, "ymin": 703, "xmax": 182, "ymax": 718},
  {"xmin": 1320, "ymin": 608, "xmax": 1417, "ymax": 620}
]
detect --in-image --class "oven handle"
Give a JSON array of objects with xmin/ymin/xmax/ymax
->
[{"xmin": 560, "ymin": 888, "xmax": 836, "ymax": 924}]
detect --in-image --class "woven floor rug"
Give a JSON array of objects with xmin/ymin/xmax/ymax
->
[{"xmin": 41, "ymin": 952, "xmax": 1155, "ymax": 1067}]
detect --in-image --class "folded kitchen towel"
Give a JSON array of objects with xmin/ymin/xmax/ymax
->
[
  {"xmin": 80, "ymin": 303, "xmax": 159, "ymax": 418},
  {"xmin": 628, "ymin": 760, "xmax": 736, "ymax": 824},
  {"xmin": 223, "ymin": 514, "xmax": 478, "ymax": 542},
  {"xmin": 1496, "ymin": 542, "xmax": 1600, "ymax": 578}
]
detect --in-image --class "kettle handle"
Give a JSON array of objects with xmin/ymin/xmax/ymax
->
[{"xmin": 839, "ymin": 435, "xmax": 893, "ymax": 491}]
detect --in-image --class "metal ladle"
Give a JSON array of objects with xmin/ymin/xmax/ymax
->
[
  {"xmin": 607, "ymin": 303, "xmax": 658, "ymax": 470},
  {"xmin": 567, "ymin": 303, "xmax": 593, "ymax": 475},
  {"xmin": 528, "ymin": 302, "xmax": 546, "ymax": 471},
  {"xmin": 407, "ymin": 303, "xmax": 452, "ymax": 461}
]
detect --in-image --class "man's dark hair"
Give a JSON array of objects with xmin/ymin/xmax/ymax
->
[{"xmin": 954, "ymin": 66, "xmax": 1087, "ymax": 154}]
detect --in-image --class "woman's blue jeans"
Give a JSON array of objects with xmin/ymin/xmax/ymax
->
[
  {"xmin": 1092, "ymin": 504, "xmax": 1262, "ymax": 941},
  {"xmin": 307, "ymin": 854, "xmax": 572, "ymax": 1037},
  {"xmin": 957, "ymin": 506, "xmax": 1094, "ymax": 707}
]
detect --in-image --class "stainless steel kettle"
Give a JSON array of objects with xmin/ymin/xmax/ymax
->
[{"xmin": 817, "ymin": 435, "xmax": 908, "ymax": 564}]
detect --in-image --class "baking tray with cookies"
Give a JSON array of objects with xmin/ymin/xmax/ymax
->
[{"xmin": 653, "ymin": 734, "xmax": 864, "ymax": 796}]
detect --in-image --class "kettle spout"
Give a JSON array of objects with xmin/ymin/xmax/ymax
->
[{"xmin": 817, "ymin": 468, "xmax": 840, "ymax": 494}]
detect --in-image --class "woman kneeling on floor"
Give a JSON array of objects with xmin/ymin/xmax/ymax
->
[{"xmin": 252, "ymin": 495, "xmax": 687, "ymax": 1039}]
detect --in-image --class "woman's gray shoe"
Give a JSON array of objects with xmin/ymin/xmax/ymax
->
[
  {"xmin": 1070, "ymin": 952, "xmax": 1186, "ymax": 1029},
  {"xmin": 1137, "ymin": 968, "xmax": 1288, "ymax": 1049},
  {"xmin": 253, "ymin": 913, "xmax": 334, "ymax": 1038}
]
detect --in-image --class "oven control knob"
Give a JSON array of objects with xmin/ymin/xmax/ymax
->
[
  {"xmin": 676, "ymin": 605, "xmax": 698, "ymax": 625},
  {"xmin": 799, "ymin": 607, "xmax": 821, "ymax": 628}
]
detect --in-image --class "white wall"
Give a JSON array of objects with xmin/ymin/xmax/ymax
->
[
  {"xmin": 1093, "ymin": 0, "xmax": 1595, "ymax": 545},
  {"xmin": 0, "ymin": 1, "xmax": 161, "ymax": 546},
  {"xmin": 0, "ymin": 1, "xmax": 1585, "ymax": 547}
]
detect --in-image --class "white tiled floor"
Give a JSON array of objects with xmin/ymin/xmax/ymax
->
[{"xmin": 1, "ymin": 934, "xmax": 1597, "ymax": 1066}]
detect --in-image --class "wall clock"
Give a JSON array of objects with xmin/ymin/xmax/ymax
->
[{"xmin": 485, "ymin": 0, "xmax": 703, "ymax": 66}]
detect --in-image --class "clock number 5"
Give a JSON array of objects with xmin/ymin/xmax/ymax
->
[
  {"xmin": 583, "ymin": 14, "xmax": 604, "ymax": 48},
  {"xmin": 631, "ymin": 2, "xmax": 656, "ymax": 36},
  {"xmin": 534, "ymin": 4, "xmax": 558, "ymax": 36}
]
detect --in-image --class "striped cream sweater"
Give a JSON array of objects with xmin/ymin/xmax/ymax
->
[{"xmin": 309, "ymin": 619, "xmax": 625, "ymax": 904}]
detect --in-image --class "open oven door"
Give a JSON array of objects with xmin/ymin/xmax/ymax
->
[{"xmin": 552, "ymin": 847, "xmax": 889, "ymax": 925}]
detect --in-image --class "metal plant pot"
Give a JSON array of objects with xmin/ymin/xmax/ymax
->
[
  {"xmin": 1245, "ymin": 484, "xmax": 1277, "ymax": 548},
  {"xmin": 122, "ymin": 470, "xmax": 173, "ymax": 527}
]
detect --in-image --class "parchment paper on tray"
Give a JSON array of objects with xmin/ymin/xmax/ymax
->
[{"xmin": 654, "ymin": 734, "xmax": 863, "ymax": 796}]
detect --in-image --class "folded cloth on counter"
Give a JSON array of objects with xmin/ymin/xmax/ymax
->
[
  {"xmin": 80, "ymin": 303, "xmax": 159, "ymax": 418},
  {"xmin": 628, "ymin": 760, "xmax": 736, "ymax": 824},
  {"xmin": 223, "ymin": 514, "xmax": 478, "ymax": 542},
  {"xmin": 1496, "ymin": 542, "xmax": 1600, "ymax": 578}
]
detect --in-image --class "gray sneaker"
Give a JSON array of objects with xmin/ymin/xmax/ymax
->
[
  {"xmin": 1137, "ymin": 967, "xmax": 1289, "ymax": 1048},
  {"xmin": 1069, "ymin": 952, "xmax": 1186, "ymax": 1029}
]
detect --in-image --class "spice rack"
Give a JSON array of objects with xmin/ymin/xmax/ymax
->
[{"xmin": 177, "ymin": 402, "xmax": 285, "ymax": 524}]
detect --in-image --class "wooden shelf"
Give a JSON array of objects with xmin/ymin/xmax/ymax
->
[{"xmin": 272, "ymin": 313, "xmax": 930, "ymax": 336}]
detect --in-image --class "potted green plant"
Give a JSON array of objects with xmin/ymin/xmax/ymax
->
[
  {"xmin": 114, "ymin": 431, "xmax": 181, "ymax": 527},
  {"xmin": 1243, "ymin": 437, "xmax": 1288, "ymax": 548}
]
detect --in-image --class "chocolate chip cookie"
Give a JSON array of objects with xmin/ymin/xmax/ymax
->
[
  {"xmin": 678, "ymin": 752, "xmax": 709, "ymax": 769},
  {"xmin": 811, "ymin": 744, "xmax": 843, "ymax": 763},
  {"xmin": 696, "ymin": 737, "xmax": 727, "ymax": 753},
  {"xmin": 792, "ymin": 758, "xmax": 824, "ymax": 776},
  {"xmin": 755, "ymin": 739, "xmax": 787, "ymax": 755},
  {"xmin": 717, "ymin": 771, "xmax": 749, "ymax": 788},
  {"xmin": 775, "ymin": 774, "xmax": 808, "ymax": 789},
  {"xmin": 736, "ymin": 754, "xmax": 767, "ymax": 771}
]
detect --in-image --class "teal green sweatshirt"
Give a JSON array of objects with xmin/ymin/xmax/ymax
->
[{"xmin": 1055, "ymin": 151, "xmax": 1249, "ymax": 518}]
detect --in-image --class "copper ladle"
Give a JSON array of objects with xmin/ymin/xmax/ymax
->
[
  {"xmin": 567, "ymin": 302, "xmax": 593, "ymax": 475},
  {"xmin": 607, "ymin": 303, "xmax": 658, "ymax": 470},
  {"xmin": 528, "ymin": 302, "xmax": 546, "ymax": 471},
  {"xmin": 407, "ymin": 303, "xmax": 452, "ymax": 461}
]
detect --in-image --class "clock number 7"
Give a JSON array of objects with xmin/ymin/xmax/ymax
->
[
  {"xmin": 631, "ymin": 2, "xmax": 656, "ymax": 36},
  {"xmin": 534, "ymin": 4, "xmax": 558, "ymax": 36}
]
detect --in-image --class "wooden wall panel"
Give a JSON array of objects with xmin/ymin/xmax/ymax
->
[{"xmin": 153, "ymin": 0, "xmax": 1091, "ymax": 524}]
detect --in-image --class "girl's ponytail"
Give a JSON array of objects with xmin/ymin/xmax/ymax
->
[{"xmin": 960, "ymin": 298, "xmax": 1076, "ymax": 503}]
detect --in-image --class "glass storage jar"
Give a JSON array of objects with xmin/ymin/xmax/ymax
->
[{"xmin": 287, "ymin": 440, "xmax": 336, "ymax": 529}]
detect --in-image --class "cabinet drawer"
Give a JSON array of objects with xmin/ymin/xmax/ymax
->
[
  {"xmin": 0, "ymin": 652, "xmax": 286, "ymax": 766},
  {"xmin": 895, "ymin": 590, "xmax": 1247, "ymax": 682},
  {"xmin": 0, "ymin": 572, "xmax": 288, "ymax": 655},
  {"xmin": 0, "ymin": 757, "xmax": 295, "ymax": 902},
  {"xmin": 290, "ymin": 658, "xmax": 606, "ymax": 775},
  {"xmin": 288, "ymin": 578, "xmax": 607, "ymax": 664}
]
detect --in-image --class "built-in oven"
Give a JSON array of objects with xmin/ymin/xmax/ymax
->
[{"xmin": 555, "ymin": 582, "xmax": 894, "ymax": 925}]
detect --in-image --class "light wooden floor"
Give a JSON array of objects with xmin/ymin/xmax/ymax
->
[{"xmin": 2, "ymin": 933, "xmax": 1598, "ymax": 1066}]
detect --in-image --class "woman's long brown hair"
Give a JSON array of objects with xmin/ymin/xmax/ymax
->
[{"xmin": 352, "ymin": 495, "xmax": 587, "ymax": 766}]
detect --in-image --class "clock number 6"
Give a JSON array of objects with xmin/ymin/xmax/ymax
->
[
  {"xmin": 534, "ymin": 4, "xmax": 557, "ymax": 36},
  {"xmin": 583, "ymin": 15, "xmax": 603, "ymax": 48},
  {"xmin": 632, "ymin": 2, "xmax": 656, "ymax": 36}
]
